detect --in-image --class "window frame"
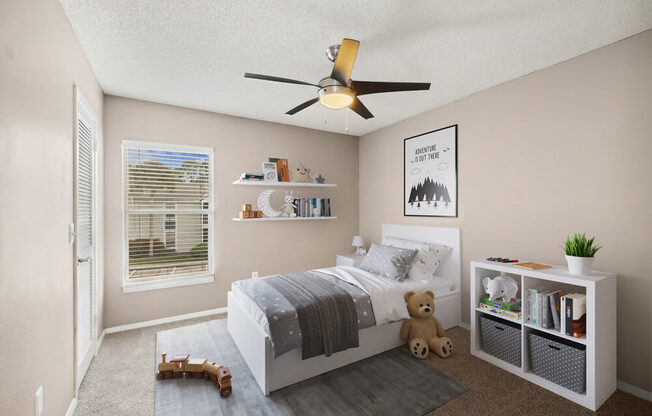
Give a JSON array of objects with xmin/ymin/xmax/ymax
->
[{"xmin": 121, "ymin": 140, "xmax": 214, "ymax": 293}]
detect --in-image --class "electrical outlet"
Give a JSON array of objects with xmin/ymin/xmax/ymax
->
[
  {"xmin": 251, "ymin": 271, "xmax": 258, "ymax": 279},
  {"xmin": 34, "ymin": 385, "xmax": 43, "ymax": 416}
]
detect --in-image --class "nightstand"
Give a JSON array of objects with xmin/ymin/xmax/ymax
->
[{"xmin": 336, "ymin": 253, "xmax": 364, "ymax": 267}]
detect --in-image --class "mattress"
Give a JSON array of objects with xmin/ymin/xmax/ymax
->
[{"xmin": 230, "ymin": 265, "xmax": 455, "ymax": 339}]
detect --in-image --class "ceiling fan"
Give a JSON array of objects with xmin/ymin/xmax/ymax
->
[{"xmin": 244, "ymin": 38, "xmax": 431, "ymax": 119}]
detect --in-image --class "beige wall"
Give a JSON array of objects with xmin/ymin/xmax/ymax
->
[
  {"xmin": 359, "ymin": 30, "xmax": 651, "ymax": 391},
  {"xmin": 103, "ymin": 96, "xmax": 358, "ymax": 327},
  {"xmin": 0, "ymin": 0, "xmax": 104, "ymax": 415}
]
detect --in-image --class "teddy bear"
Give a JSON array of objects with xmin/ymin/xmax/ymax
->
[{"xmin": 399, "ymin": 290, "xmax": 453, "ymax": 359}]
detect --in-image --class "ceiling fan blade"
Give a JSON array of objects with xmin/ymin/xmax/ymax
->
[
  {"xmin": 330, "ymin": 38, "xmax": 360, "ymax": 85},
  {"xmin": 351, "ymin": 80, "xmax": 430, "ymax": 96},
  {"xmin": 349, "ymin": 97, "xmax": 374, "ymax": 119},
  {"xmin": 286, "ymin": 97, "xmax": 319, "ymax": 115},
  {"xmin": 244, "ymin": 72, "xmax": 318, "ymax": 87}
]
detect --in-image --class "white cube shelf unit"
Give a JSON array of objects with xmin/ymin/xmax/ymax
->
[{"xmin": 470, "ymin": 260, "xmax": 617, "ymax": 411}]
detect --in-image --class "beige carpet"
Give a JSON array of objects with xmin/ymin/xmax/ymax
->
[{"xmin": 76, "ymin": 316, "xmax": 651, "ymax": 415}]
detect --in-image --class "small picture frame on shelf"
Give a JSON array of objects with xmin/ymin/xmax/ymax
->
[{"xmin": 262, "ymin": 162, "xmax": 278, "ymax": 182}]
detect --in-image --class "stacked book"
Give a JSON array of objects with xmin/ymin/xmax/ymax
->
[
  {"xmin": 526, "ymin": 289, "xmax": 587, "ymax": 338},
  {"xmin": 294, "ymin": 198, "xmax": 332, "ymax": 218},
  {"xmin": 525, "ymin": 288, "xmax": 560, "ymax": 329},
  {"xmin": 479, "ymin": 296, "xmax": 522, "ymax": 321},
  {"xmin": 239, "ymin": 172, "xmax": 264, "ymax": 181}
]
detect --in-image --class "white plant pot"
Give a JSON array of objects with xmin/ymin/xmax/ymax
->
[{"xmin": 565, "ymin": 255, "xmax": 595, "ymax": 275}]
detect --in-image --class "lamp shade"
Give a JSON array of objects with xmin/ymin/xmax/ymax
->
[{"xmin": 352, "ymin": 235, "xmax": 365, "ymax": 248}]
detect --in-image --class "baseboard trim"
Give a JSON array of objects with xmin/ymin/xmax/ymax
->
[
  {"xmin": 96, "ymin": 330, "xmax": 105, "ymax": 353},
  {"xmin": 102, "ymin": 307, "xmax": 227, "ymax": 337},
  {"xmin": 65, "ymin": 397, "xmax": 78, "ymax": 416},
  {"xmin": 617, "ymin": 380, "xmax": 652, "ymax": 402},
  {"xmin": 458, "ymin": 321, "xmax": 470, "ymax": 330}
]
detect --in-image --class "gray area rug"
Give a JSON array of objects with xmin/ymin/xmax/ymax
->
[{"xmin": 156, "ymin": 319, "xmax": 467, "ymax": 416}]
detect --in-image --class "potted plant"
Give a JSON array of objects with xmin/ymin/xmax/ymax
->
[{"xmin": 564, "ymin": 233, "xmax": 602, "ymax": 275}]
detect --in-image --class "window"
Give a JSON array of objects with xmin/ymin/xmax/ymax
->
[{"xmin": 123, "ymin": 141, "xmax": 213, "ymax": 292}]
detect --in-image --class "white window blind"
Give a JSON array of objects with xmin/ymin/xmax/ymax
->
[{"xmin": 123, "ymin": 141, "xmax": 213, "ymax": 283}]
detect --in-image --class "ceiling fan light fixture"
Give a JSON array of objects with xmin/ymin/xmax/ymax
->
[{"xmin": 318, "ymin": 85, "xmax": 355, "ymax": 109}]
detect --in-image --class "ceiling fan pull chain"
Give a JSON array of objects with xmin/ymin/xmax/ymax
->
[
  {"xmin": 323, "ymin": 107, "xmax": 327, "ymax": 124},
  {"xmin": 345, "ymin": 109, "xmax": 349, "ymax": 132}
]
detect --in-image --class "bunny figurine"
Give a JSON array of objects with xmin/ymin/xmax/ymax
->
[{"xmin": 281, "ymin": 190, "xmax": 297, "ymax": 217}]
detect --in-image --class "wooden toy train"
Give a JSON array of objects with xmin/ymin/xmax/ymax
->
[{"xmin": 156, "ymin": 353, "xmax": 232, "ymax": 397}]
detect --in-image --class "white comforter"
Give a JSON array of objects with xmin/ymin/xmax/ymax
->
[
  {"xmin": 315, "ymin": 266, "xmax": 411, "ymax": 325},
  {"xmin": 231, "ymin": 266, "xmax": 453, "ymax": 335}
]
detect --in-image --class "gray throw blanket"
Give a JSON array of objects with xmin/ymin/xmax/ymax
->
[
  {"xmin": 234, "ymin": 270, "xmax": 376, "ymax": 359},
  {"xmin": 266, "ymin": 273, "xmax": 358, "ymax": 359}
]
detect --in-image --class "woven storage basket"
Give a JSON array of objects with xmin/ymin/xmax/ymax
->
[
  {"xmin": 528, "ymin": 331, "xmax": 586, "ymax": 394},
  {"xmin": 479, "ymin": 314, "xmax": 521, "ymax": 367}
]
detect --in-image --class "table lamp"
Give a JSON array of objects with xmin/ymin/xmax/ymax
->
[{"xmin": 352, "ymin": 235, "xmax": 366, "ymax": 255}]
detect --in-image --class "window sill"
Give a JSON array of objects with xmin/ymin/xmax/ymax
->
[{"xmin": 123, "ymin": 273, "xmax": 214, "ymax": 293}]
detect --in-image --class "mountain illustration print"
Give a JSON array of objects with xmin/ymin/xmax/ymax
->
[{"xmin": 407, "ymin": 176, "xmax": 451, "ymax": 209}]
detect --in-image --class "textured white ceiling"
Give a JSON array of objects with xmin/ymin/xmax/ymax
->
[{"xmin": 59, "ymin": 0, "xmax": 652, "ymax": 136}]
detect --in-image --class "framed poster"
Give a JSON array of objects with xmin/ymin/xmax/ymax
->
[{"xmin": 404, "ymin": 124, "xmax": 457, "ymax": 217}]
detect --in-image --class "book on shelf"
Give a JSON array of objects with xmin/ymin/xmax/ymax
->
[
  {"xmin": 560, "ymin": 295, "xmax": 566, "ymax": 334},
  {"xmin": 271, "ymin": 158, "xmax": 289, "ymax": 182},
  {"xmin": 548, "ymin": 290, "xmax": 563, "ymax": 331},
  {"xmin": 479, "ymin": 296, "xmax": 521, "ymax": 312},
  {"xmin": 539, "ymin": 289, "xmax": 563, "ymax": 330},
  {"xmin": 563, "ymin": 295, "xmax": 573, "ymax": 336},
  {"xmin": 526, "ymin": 287, "xmax": 547, "ymax": 325},
  {"xmin": 561, "ymin": 293, "xmax": 586, "ymax": 338},
  {"xmin": 513, "ymin": 262, "xmax": 552, "ymax": 270},
  {"xmin": 292, "ymin": 198, "xmax": 331, "ymax": 218},
  {"xmin": 540, "ymin": 292, "xmax": 551, "ymax": 329},
  {"xmin": 311, "ymin": 198, "xmax": 319, "ymax": 217},
  {"xmin": 239, "ymin": 172, "xmax": 264, "ymax": 181},
  {"xmin": 537, "ymin": 290, "xmax": 555, "ymax": 328},
  {"xmin": 479, "ymin": 302, "xmax": 522, "ymax": 321}
]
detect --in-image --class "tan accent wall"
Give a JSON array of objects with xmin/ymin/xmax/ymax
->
[
  {"xmin": 359, "ymin": 30, "xmax": 651, "ymax": 391},
  {"xmin": 103, "ymin": 96, "xmax": 359, "ymax": 327},
  {"xmin": 0, "ymin": 0, "xmax": 104, "ymax": 415}
]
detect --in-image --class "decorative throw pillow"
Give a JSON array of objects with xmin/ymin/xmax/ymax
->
[
  {"xmin": 359, "ymin": 243, "xmax": 417, "ymax": 281},
  {"xmin": 383, "ymin": 237, "xmax": 452, "ymax": 282}
]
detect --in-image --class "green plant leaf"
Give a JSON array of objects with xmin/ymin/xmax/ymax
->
[{"xmin": 564, "ymin": 233, "xmax": 602, "ymax": 257}]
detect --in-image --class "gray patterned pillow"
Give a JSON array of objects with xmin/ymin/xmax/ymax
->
[{"xmin": 359, "ymin": 243, "xmax": 417, "ymax": 281}]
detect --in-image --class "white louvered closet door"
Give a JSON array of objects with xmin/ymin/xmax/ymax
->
[{"xmin": 75, "ymin": 87, "xmax": 97, "ymax": 390}]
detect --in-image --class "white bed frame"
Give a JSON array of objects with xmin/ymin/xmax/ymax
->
[{"xmin": 227, "ymin": 224, "xmax": 461, "ymax": 395}]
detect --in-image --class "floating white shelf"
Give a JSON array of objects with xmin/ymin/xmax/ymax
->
[
  {"xmin": 233, "ymin": 180, "xmax": 337, "ymax": 188},
  {"xmin": 232, "ymin": 216, "xmax": 338, "ymax": 222}
]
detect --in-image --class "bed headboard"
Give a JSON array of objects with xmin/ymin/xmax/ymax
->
[{"xmin": 381, "ymin": 224, "xmax": 461, "ymax": 292}]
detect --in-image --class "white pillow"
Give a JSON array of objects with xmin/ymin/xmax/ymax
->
[{"xmin": 383, "ymin": 237, "xmax": 452, "ymax": 281}]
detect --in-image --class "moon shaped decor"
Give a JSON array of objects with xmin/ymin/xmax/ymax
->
[{"xmin": 257, "ymin": 189, "xmax": 282, "ymax": 217}]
